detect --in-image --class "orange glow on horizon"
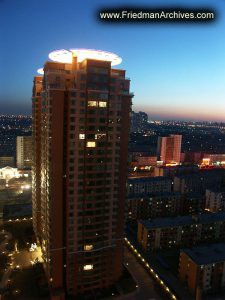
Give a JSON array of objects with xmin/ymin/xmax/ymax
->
[{"xmin": 134, "ymin": 106, "xmax": 225, "ymax": 122}]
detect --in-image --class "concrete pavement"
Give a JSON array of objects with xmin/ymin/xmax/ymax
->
[
  {"xmin": 13, "ymin": 245, "xmax": 43, "ymax": 268},
  {"xmin": 124, "ymin": 247, "xmax": 162, "ymax": 300},
  {"xmin": 0, "ymin": 230, "xmax": 42, "ymax": 291},
  {"xmin": 0, "ymin": 229, "xmax": 13, "ymax": 289}
]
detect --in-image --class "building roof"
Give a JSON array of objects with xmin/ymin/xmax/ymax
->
[
  {"xmin": 139, "ymin": 212, "xmax": 225, "ymax": 229},
  {"xmin": 206, "ymin": 187, "xmax": 225, "ymax": 193},
  {"xmin": 128, "ymin": 191, "xmax": 181, "ymax": 199},
  {"xmin": 159, "ymin": 165, "xmax": 199, "ymax": 170},
  {"xmin": 128, "ymin": 176, "xmax": 172, "ymax": 184},
  {"xmin": 185, "ymin": 192, "xmax": 203, "ymax": 199},
  {"xmin": 182, "ymin": 243, "xmax": 225, "ymax": 265},
  {"xmin": 175, "ymin": 169, "xmax": 225, "ymax": 180}
]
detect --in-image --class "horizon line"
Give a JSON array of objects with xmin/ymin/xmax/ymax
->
[{"xmin": 1, "ymin": 114, "xmax": 225, "ymax": 124}]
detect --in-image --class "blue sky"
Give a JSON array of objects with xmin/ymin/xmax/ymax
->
[{"xmin": 0, "ymin": 0, "xmax": 224, "ymax": 121}]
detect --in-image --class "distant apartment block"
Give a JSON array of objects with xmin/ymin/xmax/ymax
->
[
  {"xmin": 127, "ymin": 176, "xmax": 172, "ymax": 195},
  {"xmin": 157, "ymin": 134, "xmax": 182, "ymax": 165},
  {"xmin": 138, "ymin": 212, "xmax": 225, "ymax": 252},
  {"xmin": 173, "ymin": 169, "xmax": 225, "ymax": 194},
  {"xmin": 153, "ymin": 165, "xmax": 199, "ymax": 178},
  {"xmin": 205, "ymin": 188, "xmax": 225, "ymax": 212},
  {"xmin": 129, "ymin": 145, "xmax": 155, "ymax": 159},
  {"xmin": 179, "ymin": 243, "xmax": 225, "ymax": 297},
  {"xmin": 183, "ymin": 152, "xmax": 204, "ymax": 164},
  {"xmin": 136, "ymin": 156, "xmax": 157, "ymax": 167},
  {"xmin": 131, "ymin": 111, "xmax": 148, "ymax": 132},
  {"xmin": 16, "ymin": 136, "xmax": 32, "ymax": 169},
  {"xmin": 128, "ymin": 191, "xmax": 205, "ymax": 221},
  {"xmin": 128, "ymin": 192, "xmax": 182, "ymax": 220},
  {"xmin": 183, "ymin": 192, "xmax": 205, "ymax": 215},
  {"xmin": 203, "ymin": 153, "xmax": 225, "ymax": 166}
]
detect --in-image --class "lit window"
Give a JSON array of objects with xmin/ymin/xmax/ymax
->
[
  {"xmin": 79, "ymin": 134, "xmax": 85, "ymax": 139},
  {"xmin": 83, "ymin": 264, "xmax": 93, "ymax": 271},
  {"xmin": 95, "ymin": 133, "xmax": 106, "ymax": 140},
  {"xmin": 86, "ymin": 141, "xmax": 96, "ymax": 147},
  {"xmin": 99, "ymin": 101, "xmax": 107, "ymax": 107},
  {"xmin": 88, "ymin": 101, "xmax": 97, "ymax": 107},
  {"xmin": 84, "ymin": 245, "xmax": 93, "ymax": 251}
]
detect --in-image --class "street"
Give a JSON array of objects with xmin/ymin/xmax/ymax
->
[
  {"xmin": 124, "ymin": 246, "xmax": 162, "ymax": 300},
  {"xmin": 0, "ymin": 229, "xmax": 13, "ymax": 289},
  {"xmin": 0, "ymin": 229, "xmax": 42, "ymax": 291},
  {"xmin": 12, "ymin": 244, "xmax": 43, "ymax": 268}
]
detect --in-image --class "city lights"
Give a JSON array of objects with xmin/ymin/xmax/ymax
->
[
  {"xmin": 29, "ymin": 243, "xmax": 37, "ymax": 252},
  {"xmin": 21, "ymin": 184, "xmax": 31, "ymax": 190},
  {"xmin": 2, "ymin": 32, "xmax": 224, "ymax": 299},
  {"xmin": 0, "ymin": 166, "xmax": 21, "ymax": 180},
  {"xmin": 83, "ymin": 264, "xmax": 93, "ymax": 271}
]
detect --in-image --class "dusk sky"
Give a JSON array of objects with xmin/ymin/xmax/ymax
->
[{"xmin": 0, "ymin": 0, "xmax": 225, "ymax": 121}]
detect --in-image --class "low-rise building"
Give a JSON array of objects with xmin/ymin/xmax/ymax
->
[
  {"xmin": 128, "ymin": 191, "xmax": 205, "ymax": 220},
  {"xmin": 203, "ymin": 153, "xmax": 225, "ymax": 166},
  {"xmin": 138, "ymin": 212, "xmax": 225, "ymax": 252},
  {"xmin": 179, "ymin": 243, "xmax": 225, "ymax": 298},
  {"xmin": 174, "ymin": 169, "xmax": 225, "ymax": 194},
  {"xmin": 153, "ymin": 165, "xmax": 199, "ymax": 177},
  {"xmin": 183, "ymin": 192, "xmax": 205, "ymax": 215},
  {"xmin": 205, "ymin": 188, "xmax": 225, "ymax": 213},
  {"xmin": 128, "ymin": 192, "xmax": 182, "ymax": 220},
  {"xmin": 128, "ymin": 176, "xmax": 172, "ymax": 195}
]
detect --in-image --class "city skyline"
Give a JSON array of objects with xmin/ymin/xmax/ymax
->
[
  {"xmin": 1, "ymin": 0, "xmax": 225, "ymax": 121},
  {"xmin": 2, "ymin": 109, "xmax": 225, "ymax": 298}
]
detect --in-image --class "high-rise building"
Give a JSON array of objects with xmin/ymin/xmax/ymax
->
[
  {"xmin": 157, "ymin": 134, "xmax": 182, "ymax": 165},
  {"xmin": 32, "ymin": 49, "xmax": 132, "ymax": 299},
  {"xmin": 130, "ymin": 111, "xmax": 148, "ymax": 132},
  {"xmin": 16, "ymin": 136, "xmax": 32, "ymax": 169},
  {"xmin": 32, "ymin": 75, "xmax": 42, "ymax": 243}
]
